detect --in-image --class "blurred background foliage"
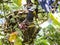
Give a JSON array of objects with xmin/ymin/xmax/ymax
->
[{"xmin": 0, "ymin": 0, "xmax": 60, "ymax": 45}]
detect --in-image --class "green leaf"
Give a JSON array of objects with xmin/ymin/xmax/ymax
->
[
  {"xmin": 35, "ymin": 37, "xmax": 50, "ymax": 45},
  {"xmin": 12, "ymin": 0, "xmax": 22, "ymax": 6},
  {"xmin": 49, "ymin": 13, "xmax": 60, "ymax": 27},
  {"xmin": 0, "ymin": 40, "xmax": 2, "ymax": 45},
  {"xmin": 14, "ymin": 36, "xmax": 22, "ymax": 45}
]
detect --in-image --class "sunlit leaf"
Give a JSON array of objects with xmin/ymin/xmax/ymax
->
[
  {"xmin": 14, "ymin": 36, "xmax": 22, "ymax": 45},
  {"xmin": 0, "ymin": 40, "xmax": 2, "ymax": 45},
  {"xmin": 12, "ymin": 0, "xmax": 22, "ymax": 6},
  {"xmin": 49, "ymin": 13, "xmax": 60, "ymax": 26}
]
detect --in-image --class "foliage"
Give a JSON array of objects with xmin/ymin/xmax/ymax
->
[
  {"xmin": 12, "ymin": 0, "xmax": 22, "ymax": 6},
  {"xmin": 14, "ymin": 36, "xmax": 22, "ymax": 45},
  {"xmin": 34, "ymin": 37, "xmax": 50, "ymax": 45},
  {"xmin": 0, "ymin": 0, "xmax": 60, "ymax": 45},
  {"xmin": 35, "ymin": 24, "xmax": 60, "ymax": 45},
  {"xmin": 0, "ymin": 39, "xmax": 2, "ymax": 45}
]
